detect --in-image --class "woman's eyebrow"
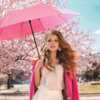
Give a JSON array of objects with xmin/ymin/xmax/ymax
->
[{"xmin": 47, "ymin": 38, "xmax": 51, "ymax": 40}]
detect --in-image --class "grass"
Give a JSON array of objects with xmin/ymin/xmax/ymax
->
[
  {"xmin": 1, "ymin": 83, "xmax": 100, "ymax": 93},
  {"xmin": 14, "ymin": 90, "xmax": 28, "ymax": 94},
  {"xmin": 78, "ymin": 83, "xmax": 100, "ymax": 93}
]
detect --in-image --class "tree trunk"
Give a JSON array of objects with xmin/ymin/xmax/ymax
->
[{"xmin": 7, "ymin": 73, "xmax": 14, "ymax": 89}]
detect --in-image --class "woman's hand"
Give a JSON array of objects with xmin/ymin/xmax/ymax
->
[{"xmin": 35, "ymin": 59, "xmax": 43, "ymax": 70}]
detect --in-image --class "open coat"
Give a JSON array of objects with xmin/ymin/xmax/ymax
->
[{"xmin": 29, "ymin": 59, "xmax": 79, "ymax": 100}]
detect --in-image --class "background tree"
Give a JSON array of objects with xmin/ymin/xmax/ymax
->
[{"xmin": 0, "ymin": 0, "xmax": 96, "ymax": 88}]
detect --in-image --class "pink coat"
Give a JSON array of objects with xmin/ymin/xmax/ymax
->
[{"xmin": 29, "ymin": 59, "xmax": 79, "ymax": 100}]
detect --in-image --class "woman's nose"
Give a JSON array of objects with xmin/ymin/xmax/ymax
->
[{"xmin": 51, "ymin": 42, "xmax": 55, "ymax": 45}]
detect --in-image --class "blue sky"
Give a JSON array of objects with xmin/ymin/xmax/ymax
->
[{"xmin": 58, "ymin": 0, "xmax": 100, "ymax": 52}]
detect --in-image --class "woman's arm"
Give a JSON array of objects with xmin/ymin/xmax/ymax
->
[
  {"xmin": 34, "ymin": 59, "xmax": 43, "ymax": 89},
  {"xmin": 62, "ymin": 72, "xmax": 68, "ymax": 100},
  {"xmin": 64, "ymin": 87, "xmax": 67, "ymax": 96}
]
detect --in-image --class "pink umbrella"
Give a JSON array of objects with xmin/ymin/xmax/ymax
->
[{"xmin": 0, "ymin": 2, "xmax": 79, "ymax": 58}]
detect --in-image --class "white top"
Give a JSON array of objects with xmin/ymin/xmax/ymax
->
[{"xmin": 37, "ymin": 64, "xmax": 65, "ymax": 91}]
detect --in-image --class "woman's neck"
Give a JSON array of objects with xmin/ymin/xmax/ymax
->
[
  {"xmin": 49, "ymin": 51, "xmax": 59, "ymax": 65},
  {"xmin": 50, "ymin": 51, "xmax": 57, "ymax": 59}
]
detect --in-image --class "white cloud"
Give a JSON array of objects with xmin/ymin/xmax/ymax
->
[{"xmin": 95, "ymin": 29, "xmax": 100, "ymax": 34}]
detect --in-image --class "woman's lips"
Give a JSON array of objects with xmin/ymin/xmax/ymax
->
[{"xmin": 51, "ymin": 46, "xmax": 56, "ymax": 48}]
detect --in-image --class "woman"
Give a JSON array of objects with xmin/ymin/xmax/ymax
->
[{"xmin": 29, "ymin": 30, "xmax": 79, "ymax": 100}]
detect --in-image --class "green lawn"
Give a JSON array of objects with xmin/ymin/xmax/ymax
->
[
  {"xmin": 1, "ymin": 83, "xmax": 100, "ymax": 93},
  {"xmin": 78, "ymin": 83, "xmax": 100, "ymax": 93}
]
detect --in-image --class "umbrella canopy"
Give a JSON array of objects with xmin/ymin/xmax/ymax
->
[
  {"xmin": 0, "ymin": 2, "xmax": 79, "ymax": 41},
  {"xmin": 0, "ymin": 2, "xmax": 79, "ymax": 58}
]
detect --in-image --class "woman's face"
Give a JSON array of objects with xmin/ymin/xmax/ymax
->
[{"xmin": 46, "ymin": 34, "xmax": 59, "ymax": 52}]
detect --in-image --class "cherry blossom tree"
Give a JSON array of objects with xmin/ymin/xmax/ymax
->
[
  {"xmin": 54, "ymin": 20, "xmax": 95, "ymax": 74},
  {"xmin": 0, "ymin": 21, "xmax": 95, "ymax": 75},
  {"xmin": 0, "ymin": 0, "xmax": 96, "ymax": 77}
]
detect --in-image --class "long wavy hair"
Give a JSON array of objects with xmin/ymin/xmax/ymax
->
[{"xmin": 40, "ymin": 30, "xmax": 78, "ymax": 80}]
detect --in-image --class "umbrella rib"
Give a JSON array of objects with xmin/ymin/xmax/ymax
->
[
  {"xmin": 20, "ymin": 22, "xmax": 23, "ymax": 38},
  {"xmin": 57, "ymin": 14, "xmax": 68, "ymax": 23},
  {"xmin": 38, "ymin": 18, "xmax": 46, "ymax": 30}
]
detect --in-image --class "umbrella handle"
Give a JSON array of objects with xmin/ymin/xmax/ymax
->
[{"xmin": 29, "ymin": 20, "xmax": 40, "ymax": 59}]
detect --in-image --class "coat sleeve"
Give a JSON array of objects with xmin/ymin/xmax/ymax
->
[
  {"xmin": 72, "ymin": 73, "xmax": 79, "ymax": 100},
  {"xmin": 29, "ymin": 59, "xmax": 39, "ymax": 100}
]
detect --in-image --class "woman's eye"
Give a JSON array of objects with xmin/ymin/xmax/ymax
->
[
  {"xmin": 55, "ymin": 40, "xmax": 58, "ymax": 42},
  {"xmin": 48, "ymin": 39, "xmax": 51, "ymax": 42},
  {"xmin": 47, "ymin": 39, "xmax": 58, "ymax": 42}
]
